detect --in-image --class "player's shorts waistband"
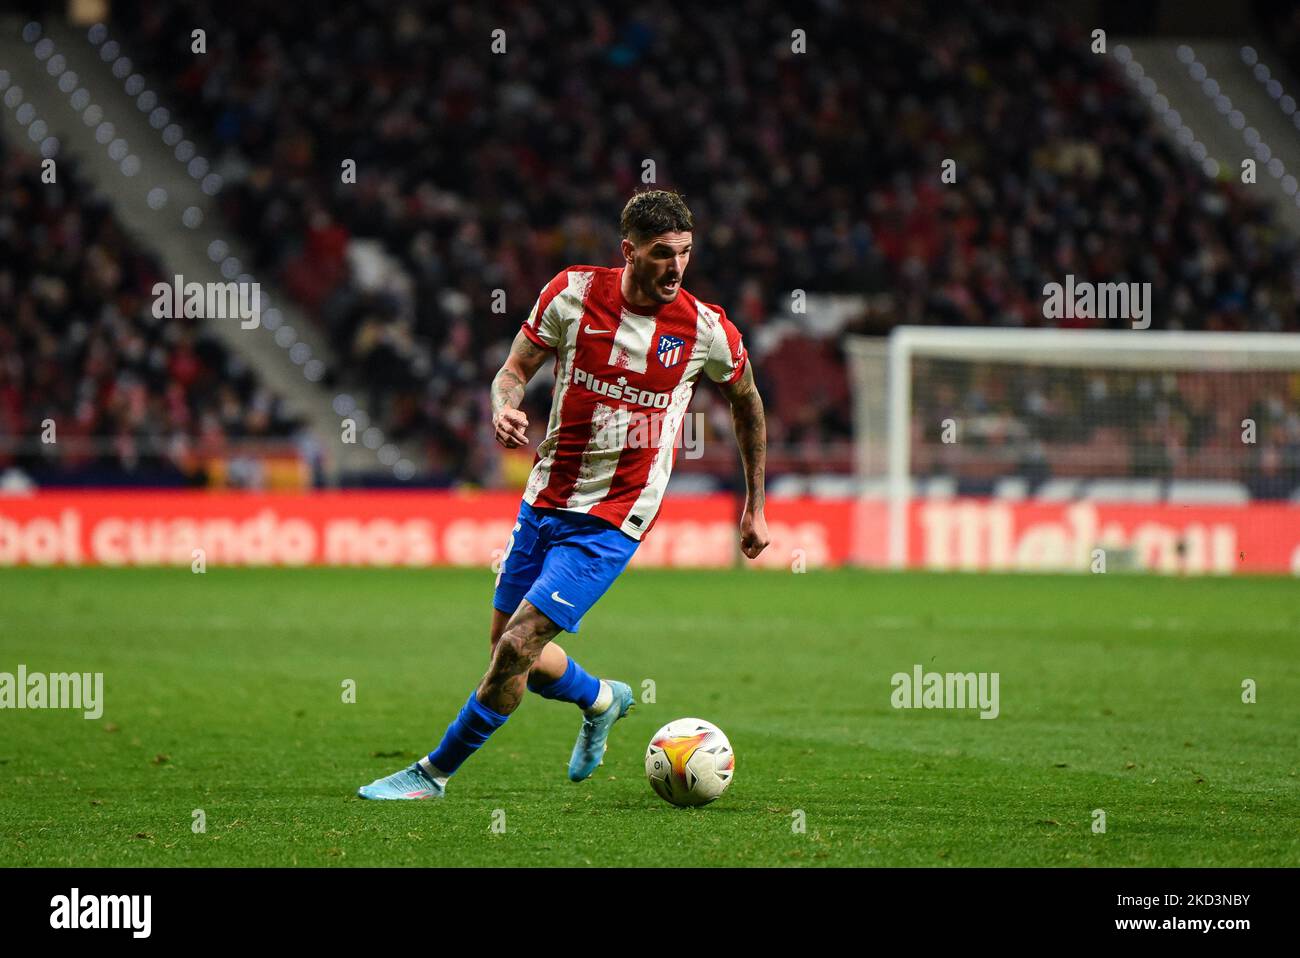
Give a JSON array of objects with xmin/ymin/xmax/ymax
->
[{"xmin": 524, "ymin": 503, "xmax": 635, "ymax": 539}]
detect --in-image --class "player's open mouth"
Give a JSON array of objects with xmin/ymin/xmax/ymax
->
[{"xmin": 661, "ymin": 278, "xmax": 679, "ymax": 291}]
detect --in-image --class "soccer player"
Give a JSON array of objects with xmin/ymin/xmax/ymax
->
[{"xmin": 359, "ymin": 190, "xmax": 769, "ymax": 799}]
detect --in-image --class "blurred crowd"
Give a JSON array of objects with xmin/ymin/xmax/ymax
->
[
  {"xmin": 107, "ymin": 0, "xmax": 1299, "ymax": 485},
  {"xmin": 0, "ymin": 137, "xmax": 303, "ymax": 484},
  {"xmin": 912, "ymin": 362, "xmax": 1300, "ymax": 498},
  {"xmin": 9, "ymin": 0, "xmax": 1300, "ymax": 491}
]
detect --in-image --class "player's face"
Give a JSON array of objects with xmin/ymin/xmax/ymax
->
[{"xmin": 625, "ymin": 231, "xmax": 692, "ymax": 304}]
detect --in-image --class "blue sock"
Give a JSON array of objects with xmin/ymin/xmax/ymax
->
[
  {"xmin": 427, "ymin": 691, "xmax": 510, "ymax": 776},
  {"xmin": 528, "ymin": 656, "xmax": 600, "ymax": 710}
]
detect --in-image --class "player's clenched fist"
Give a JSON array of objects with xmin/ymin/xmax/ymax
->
[
  {"xmin": 493, "ymin": 407, "xmax": 530, "ymax": 448},
  {"xmin": 739, "ymin": 507, "xmax": 770, "ymax": 559}
]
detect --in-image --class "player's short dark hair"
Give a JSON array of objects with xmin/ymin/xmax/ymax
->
[{"xmin": 620, "ymin": 190, "xmax": 694, "ymax": 243}]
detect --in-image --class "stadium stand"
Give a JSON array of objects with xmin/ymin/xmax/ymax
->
[
  {"xmin": 0, "ymin": 131, "xmax": 306, "ymax": 486},
  {"xmin": 10, "ymin": 0, "xmax": 1300, "ymax": 491}
]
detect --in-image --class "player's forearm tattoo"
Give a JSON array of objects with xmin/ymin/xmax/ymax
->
[
  {"xmin": 491, "ymin": 331, "xmax": 548, "ymax": 417},
  {"xmin": 491, "ymin": 367, "xmax": 526, "ymax": 417},
  {"xmin": 725, "ymin": 366, "xmax": 767, "ymax": 511}
]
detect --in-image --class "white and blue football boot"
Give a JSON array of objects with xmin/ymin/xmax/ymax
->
[
  {"xmin": 357, "ymin": 759, "xmax": 445, "ymax": 800},
  {"xmin": 568, "ymin": 680, "xmax": 634, "ymax": 781}
]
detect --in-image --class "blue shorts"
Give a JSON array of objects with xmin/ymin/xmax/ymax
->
[{"xmin": 493, "ymin": 501, "xmax": 640, "ymax": 633}]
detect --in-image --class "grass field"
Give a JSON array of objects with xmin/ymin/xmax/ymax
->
[{"xmin": 1, "ymin": 567, "xmax": 1297, "ymax": 867}]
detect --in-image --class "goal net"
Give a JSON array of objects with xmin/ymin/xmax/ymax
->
[{"xmin": 847, "ymin": 328, "xmax": 1300, "ymax": 574}]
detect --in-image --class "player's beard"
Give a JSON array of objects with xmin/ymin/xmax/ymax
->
[{"xmin": 634, "ymin": 257, "xmax": 682, "ymax": 304}]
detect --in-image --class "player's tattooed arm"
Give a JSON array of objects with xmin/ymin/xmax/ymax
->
[
  {"xmin": 491, "ymin": 330, "xmax": 552, "ymax": 448},
  {"xmin": 719, "ymin": 360, "xmax": 771, "ymax": 559}
]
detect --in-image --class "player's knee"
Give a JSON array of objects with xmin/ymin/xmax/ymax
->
[
  {"xmin": 492, "ymin": 619, "xmax": 551, "ymax": 672},
  {"xmin": 488, "ymin": 631, "xmax": 527, "ymax": 675}
]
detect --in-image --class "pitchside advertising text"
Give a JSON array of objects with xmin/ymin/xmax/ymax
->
[{"xmin": 1, "ymin": 493, "xmax": 1296, "ymax": 572}]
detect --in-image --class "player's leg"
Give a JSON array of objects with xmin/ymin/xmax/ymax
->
[
  {"xmin": 358, "ymin": 502, "xmax": 548, "ymax": 800},
  {"xmin": 420, "ymin": 601, "xmax": 561, "ymax": 785},
  {"xmin": 475, "ymin": 600, "xmax": 561, "ymax": 712},
  {"xmin": 357, "ymin": 506, "xmax": 638, "ymax": 799},
  {"xmin": 494, "ymin": 604, "xmax": 608, "ymax": 714},
  {"xmin": 489, "ymin": 514, "xmax": 601, "ymax": 698},
  {"xmin": 357, "ymin": 600, "xmax": 561, "ymax": 800},
  {"xmin": 490, "ymin": 606, "xmax": 567, "ymax": 684},
  {"xmin": 520, "ymin": 515, "xmax": 641, "ymax": 781}
]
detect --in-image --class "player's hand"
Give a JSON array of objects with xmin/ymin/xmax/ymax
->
[
  {"xmin": 493, "ymin": 408, "xmax": 530, "ymax": 448},
  {"xmin": 739, "ymin": 506, "xmax": 770, "ymax": 559}
]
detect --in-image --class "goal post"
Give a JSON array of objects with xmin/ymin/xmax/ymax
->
[{"xmin": 847, "ymin": 327, "xmax": 1300, "ymax": 574}]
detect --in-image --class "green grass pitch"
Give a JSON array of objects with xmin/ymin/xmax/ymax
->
[{"xmin": 1, "ymin": 567, "xmax": 1296, "ymax": 867}]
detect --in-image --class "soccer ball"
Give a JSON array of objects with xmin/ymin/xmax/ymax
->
[{"xmin": 644, "ymin": 718, "xmax": 734, "ymax": 806}]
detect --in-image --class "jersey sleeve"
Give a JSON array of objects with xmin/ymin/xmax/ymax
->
[
  {"xmin": 703, "ymin": 307, "xmax": 749, "ymax": 385},
  {"xmin": 520, "ymin": 270, "xmax": 572, "ymax": 349}
]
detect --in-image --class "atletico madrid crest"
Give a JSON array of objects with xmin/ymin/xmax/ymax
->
[{"xmin": 657, "ymin": 334, "xmax": 685, "ymax": 369}]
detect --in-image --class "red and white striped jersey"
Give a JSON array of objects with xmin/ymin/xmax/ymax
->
[{"xmin": 518, "ymin": 265, "xmax": 748, "ymax": 539}]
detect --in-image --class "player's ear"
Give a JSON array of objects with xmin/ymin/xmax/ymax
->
[{"xmin": 620, "ymin": 237, "xmax": 636, "ymax": 264}]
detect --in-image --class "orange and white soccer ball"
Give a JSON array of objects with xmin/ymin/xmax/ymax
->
[{"xmin": 644, "ymin": 718, "xmax": 735, "ymax": 806}]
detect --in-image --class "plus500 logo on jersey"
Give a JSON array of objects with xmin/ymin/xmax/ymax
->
[{"xmin": 571, "ymin": 367, "xmax": 672, "ymax": 409}]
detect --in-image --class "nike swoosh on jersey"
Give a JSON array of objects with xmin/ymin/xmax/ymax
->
[
  {"xmin": 584, "ymin": 326, "xmax": 612, "ymax": 334},
  {"xmin": 551, "ymin": 591, "xmax": 576, "ymax": 607}
]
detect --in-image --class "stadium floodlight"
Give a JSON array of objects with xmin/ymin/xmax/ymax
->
[{"xmin": 848, "ymin": 328, "xmax": 1300, "ymax": 572}]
